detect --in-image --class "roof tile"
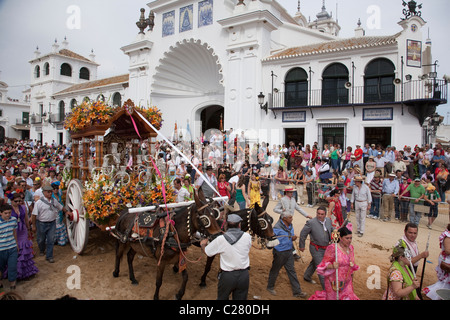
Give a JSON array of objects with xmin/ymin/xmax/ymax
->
[{"xmin": 264, "ymin": 33, "xmax": 401, "ymax": 61}]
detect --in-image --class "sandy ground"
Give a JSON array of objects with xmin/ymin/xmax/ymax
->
[{"xmin": 7, "ymin": 197, "xmax": 450, "ymax": 301}]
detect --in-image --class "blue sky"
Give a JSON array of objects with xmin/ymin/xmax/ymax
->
[{"xmin": 0, "ymin": 0, "xmax": 449, "ymax": 122}]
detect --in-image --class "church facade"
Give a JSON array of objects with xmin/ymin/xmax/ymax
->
[{"xmin": 28, "ymin": 0, "xmax": 447, "ymax": 150}]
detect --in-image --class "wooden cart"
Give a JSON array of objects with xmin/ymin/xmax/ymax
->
[{"xmin": 65, "ymin": 105, "xmax": 158, "ymax": 254}]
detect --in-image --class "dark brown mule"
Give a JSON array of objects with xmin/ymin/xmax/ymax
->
[
  {"xmin": 112, "ymin": 189, "xmax": 222, "ymax": 300},
  {"xmin": 198, "ymin": 195, "xmax": 280, "ymax": 287}
]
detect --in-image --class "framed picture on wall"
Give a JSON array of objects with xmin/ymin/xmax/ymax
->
[{"xmin": 406, "ymin": 39, "xmax": 422, "ymax": 68}]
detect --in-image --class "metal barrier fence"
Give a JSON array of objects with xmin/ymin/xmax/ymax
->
[{"xmin": 296, "ymin": 181, "xmax": 449, "ymax": 230}]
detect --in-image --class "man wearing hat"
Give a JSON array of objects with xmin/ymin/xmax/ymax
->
[
  {"xmin": 350, "ymin": 176, "xmax": 372, "ymax": 237},
  {"xmin": 195, "ymin": 165, "xmax": 218, "ymax": 198},
  {"xmin": 31, "ymin": 184, "xmax": 72, "ymax": 263},
  {"xmin": 399, "ymin": 178, "xmax": 426, "ymax": 226},
  {"xmin": 369, "ymin": 172, "xmax": 383, "ymax": 219},
  {"xmin": 381, "ymin": 173, "xmax": 400, "ymax": 222},
  {"xmin": 344, "ymin": 155, "xmax": 357, "ymax": 171},
  {"xmin": 368, "ymin": 144, "xmax": 378, "ymax": 158},
  {"xmin": 385, "ymin": 146, "xmax": 396, "ymax": 175},
  {"xmin": 273, "ymin": 186, "xmax": 312, "ymax": 220},
  {"xmin": 20, "ymin": 169, "xmax": 33, "ymax": 189},
  {"xmin": 424, "ymin": 184, "xmax": 440, "ymax": 229},
  {"xmin": 200, "ymin": 214, "xmax": 252, "ymax": 300},
  {"xmin": 374, "ymin": 151, "xmax": 389, "ymax": 177}
]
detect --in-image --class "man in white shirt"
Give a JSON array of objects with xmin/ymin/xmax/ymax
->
[
  {"xmin": 228, "ymin": 172, "xmax": 241, "ymax": 206},
  {"xmin": 385, "ymin": 146, "xmax": 396, "ymax": 175},
  {"xmin": 31, "ymin": 185, "xmax": 71, "ymax": 263},
  {"xmin": 374, "ymin": 152, "xmax": 389, "ymax": 177},
  {"xmin": 173, "ymin": 178, "xmax": 190, "ymax": 203},
  {"xmin": 350, "ymin": 176, "xmax": 372, "ymax": 237},
  {"xmin": 195, "ymin": 165, "xmax": 218, "ymax": 198},
  {"xmin": 200, "ymin": 214, "xmax": 252, "ymax": 300}
]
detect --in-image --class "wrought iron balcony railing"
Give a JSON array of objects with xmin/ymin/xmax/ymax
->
[
  {"xmin": 269, "ymin": 79, "xmax": 448, "ymax": 109},
  {"xmin": 16, "ymin": 118, "xmax": 30, "ymax": 125},
  {"xmin": 30, "ymin": 115, "xmax": 42, "ymax": 124},
  {"xmin": 49, "ymin": 113, "xmax": 65, "ymax": 123}
]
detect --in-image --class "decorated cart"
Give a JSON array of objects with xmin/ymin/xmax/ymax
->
[
  {"xmin": 62, "ymin": 99, "xmax": 166, "ymax": 254},
  {"xmin": 63, "ymin": 99, "xmax": 226, "ymax": 255}
]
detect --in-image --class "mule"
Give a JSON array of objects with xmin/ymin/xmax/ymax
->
[
  {"xmin": 198, "ymin": 195, "xmax": 280, "ymax": 287},
  {"xmin": 112, "ymin": 189, "xmax": 222, "ymax": 300}
]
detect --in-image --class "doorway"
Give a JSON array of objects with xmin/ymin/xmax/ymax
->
[
  {"xmin": 285, "ymin": 128, "xmax": 305, "ymax": 147},
  {"xmin": 200, "ymin": 105, "xmax": 224, "ymax": 133},
  {"xmin": 364, "ymin": 127, "xmax": 392, "ymax": 149},
  {"xmin": 318, "ymin": 123, "xmax": 346, "ymax": 150}
]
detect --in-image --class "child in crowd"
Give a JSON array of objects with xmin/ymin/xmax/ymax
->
[{"xmin": 0, "ymin": 204, "xmax": 18, "ymax": 291}]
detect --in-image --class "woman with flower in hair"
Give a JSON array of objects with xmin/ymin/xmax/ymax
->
[
  {"xmin": 309, "ymin": 222, "xmax": 359, "ymax": 300},
  {"xmin": 383, "ymin": 242, "xmax": 420, "ymax": 300}
]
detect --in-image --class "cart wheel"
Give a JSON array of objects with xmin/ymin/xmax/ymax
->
[{"xmin": 66, "ymin": 179, "xmax": 90, "ymax": 255}]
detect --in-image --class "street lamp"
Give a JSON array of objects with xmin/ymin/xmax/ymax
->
[
  {"xmin": 431, "ymin": 112, "xmax": 441, "ymax": 126},
  {"xmin": 258, "ymin": 92, "xmax": 268, "ymax": 114}
]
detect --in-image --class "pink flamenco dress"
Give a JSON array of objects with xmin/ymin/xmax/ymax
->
[
  {"xmin": 309, "ymin": 243, "xmax": 360, "ymax": 300},
  {"xmin": 423, "ymin": 228, "xmax": 450, "ymax": 300}
]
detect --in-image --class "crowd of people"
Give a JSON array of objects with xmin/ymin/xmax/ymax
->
[
  {"xmin": 162, "ymin": 138, "xmax": 450, "ymax": 300},
  {"xmin": 0, "ymin": 139, "xmax": 71, "ymax": 293},
  {"xmin": 1, "ymin": 137, "xmax": 450, "ymax": 301}
]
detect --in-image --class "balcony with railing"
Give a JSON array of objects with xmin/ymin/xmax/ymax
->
[
  {"xmin": 16, "ymin": 118, "xmax": 29, "ymax": 125},
  {"xmin": 269, "ymin": 79, "xmax": 448, "ymax": 109},
  {"xmin": 30, "ymin": 114, "xmax": 43, "ymax": 124},
  {"xmin": 49, "ymin": 113, "xmax": 65, "ymax": 123}
]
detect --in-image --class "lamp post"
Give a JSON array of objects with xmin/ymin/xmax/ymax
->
[
  {"xmin": 258, "ymin": 92, "xmax": 268, "ymax": 114},
  {"xmin": 258, "ymin": 71, "xmax": 277, "ymax": 115},
  {"xmin": 427, "ymin": 112, "xmax": 442, "ymax": 145}
]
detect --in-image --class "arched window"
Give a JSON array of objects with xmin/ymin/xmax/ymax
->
[
  {"xmin": 112, "ymin": 92, "xmax": 122, "ymax": 107},
  {"xmin": 34, "ymin": 65, "xmax": 40, "ymax": 78},
  {"xmin": 97, "ymin": 94, "xmax": 105, "ymax": 102},
  {"xmin": 70, "ymin": 99, "xmax": 77, "ymax": 109},
  {"xmin": 364, "ymin": 58, "xmax": 396, "ymax": 103},
  {"xmin": 322, "ymin": 63, "xmax": 349, "ymax": 105},
  {"xmin": 285, "ymin": 68, "xmax": 308, "ymax": 107},
  {"xmin": 58, "ymin": 101, "xmax": 65, "ymax": 122},
  {"xmin": 60, "ymin": 63, "xmax": 72, "ymax": 77},
  {"xmin": 79, "ymin": 67, "xmax": 90, "ymax": 80},
  {"xmin": 44, "ymin": 62, "xmax": 50, "ymax": 76}
]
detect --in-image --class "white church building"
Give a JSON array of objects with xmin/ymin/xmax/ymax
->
[{"xmin": 28, "ymin": 0, "xmax": 447, "ymax": 150}]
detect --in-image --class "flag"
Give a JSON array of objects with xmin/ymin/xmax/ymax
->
[{"xmin": 186, "ymin": 119, "xmax": 192, "ymax": 141}]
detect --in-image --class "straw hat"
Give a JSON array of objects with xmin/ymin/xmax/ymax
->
[{"xmin": 284, "ymin": 186, "xmax": 295, "ymax": 192}]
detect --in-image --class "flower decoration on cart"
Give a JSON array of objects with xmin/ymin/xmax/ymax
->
[
  {"xmin": 64, "ymin": 100, "xmax": 117, "ymax": 132},
  {"xmin": 83, "ymin": 170, "xmax": 176, "ymax": 226},
  {"xmin": 129, "ymin": 100, "xmax": 164, "ymax": 131},
  {"xmin": 64, "ymin": 98, "xmax": 163, "ymax": 133}
]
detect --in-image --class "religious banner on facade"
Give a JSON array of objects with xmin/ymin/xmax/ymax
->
[{"xmin": 406, "ymin": 39, "xmax": 422, "ymax": 67}]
